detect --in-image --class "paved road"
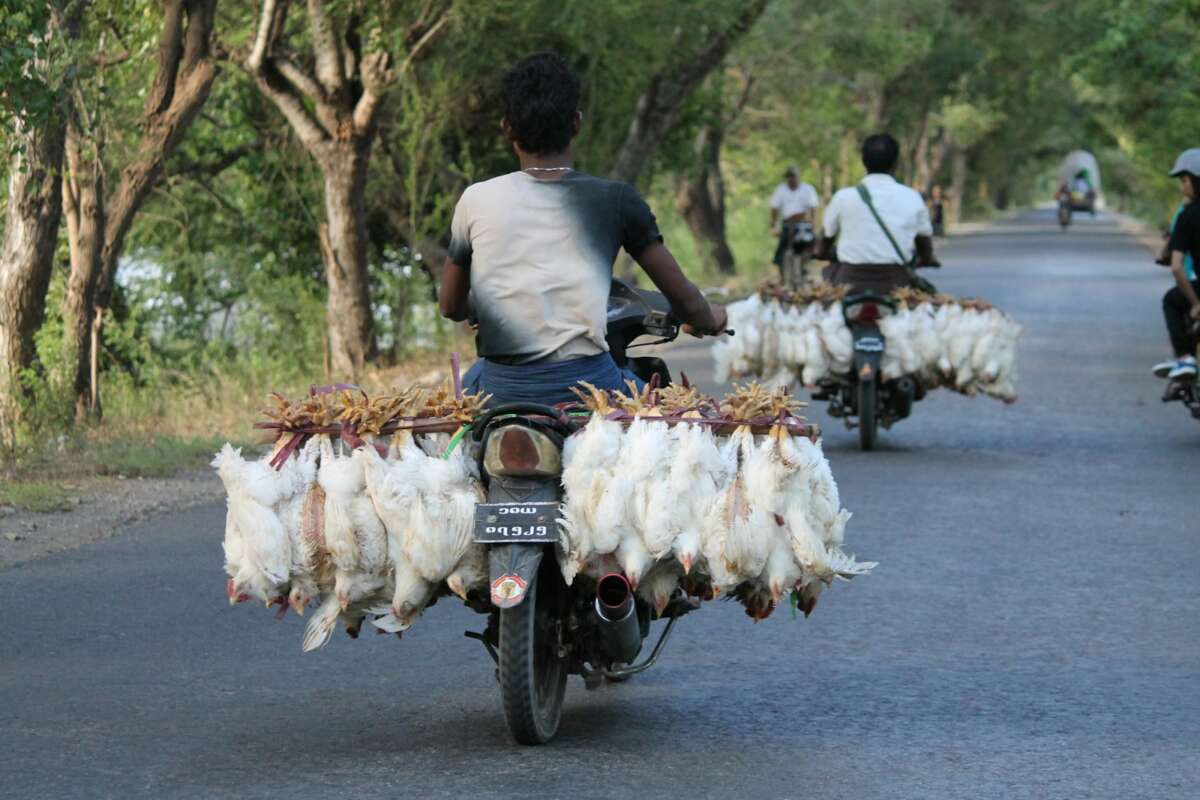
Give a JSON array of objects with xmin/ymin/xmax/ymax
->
[{"xmin": 3, "ymin": 210, "xmax": 1197, "ymax": 799}]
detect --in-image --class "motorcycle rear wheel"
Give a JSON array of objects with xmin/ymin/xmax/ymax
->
[
  {"xmin": 858, "ymin": 380, "xmax": 878, "ymax": 451},
  {"xmin": 499, "ymin": 561, "xmax": 568, "ymax": 745}
]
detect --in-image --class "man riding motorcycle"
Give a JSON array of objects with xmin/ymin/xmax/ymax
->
[
  {"xmin": 1153, "ymin": 148, "xmax": 1200, "ymax": 382},
  {"xmin": 817, "ymin": 133, "xmax": 940, "ymax": 292},
  {"xmin": 770, "ymin": 165, "xmax": 821, "ymax": 283},
  {"xmin": 811, "ymin": 133, "xmax": 941, "ymax": 449},
  {"xmin": 438, "ymin": 53, "xmax": 727, "ymax": 403}
]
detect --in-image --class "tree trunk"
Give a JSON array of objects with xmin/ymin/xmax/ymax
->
[
  {"xmin": 58, "ymin": 0, "xmax": 217, "ymax": 422},
  {"xmin": 927, "ymin": 132, "xmax": 949, "ymax": 192},
  {"xmin": 948, "ymin": 147, "xmax": 968, "ymax": 228},
  {"xmin": 61, "ymin": 115, "xmax": 106, "ymax": 422},
  {"xmin": 0, "ymin": 120, "xmax": 68, "ymax": 444},
  {"xmin": 910, "ymin": 112, "xmax": 932, "ymax": 190},
  {"xmin": 0, "ymin": 2, "xmax": 84, "ymax": 443},
  {"xmin": 608, "ymin": 0, "xmax": 767, "ymax": 186},
  {"xmin": 319, "ymin": 145, "xmax": 377, "ymax": 375},
  {"xmin": 244, "ymin": 0, "xmax": 449, "ymax": 374},
  {"xmin": 674, "ymin": 123, "xmax": 735, "ymax": 276}
]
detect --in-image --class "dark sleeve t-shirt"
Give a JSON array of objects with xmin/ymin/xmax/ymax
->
[
  {"xmin": 1168, "ymin": 202, "xmax": 1200, "ymax": 273},
  {"xmin": 447, "ymin": 171, "xmax": 662, "ymax": 362}
]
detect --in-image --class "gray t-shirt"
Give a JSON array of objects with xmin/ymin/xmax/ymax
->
[{"xmin": 448, "ymin": 171, "xmax": 661, "ymax": 363}]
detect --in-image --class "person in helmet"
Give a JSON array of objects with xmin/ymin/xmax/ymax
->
[{"xmin": 1154, "ymin": 148, "xmax": 1200, "ymax": 381}]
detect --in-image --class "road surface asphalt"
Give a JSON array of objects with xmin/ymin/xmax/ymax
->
[{"xmin": 2, "ymin": 209, "xmax": 1197, "ymax": 799}]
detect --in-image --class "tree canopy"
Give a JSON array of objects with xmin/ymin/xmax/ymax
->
[{"xmin": 0, "ymin": 0, "xmax": 1194, "ymax": 447}]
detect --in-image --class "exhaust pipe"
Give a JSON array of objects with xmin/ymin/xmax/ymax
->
[
  {"xmin": 891, "ymin": 376, "xmax": 916, "ymax": 420},
  {"xmin": 594, "ymin": 573, "xmax": 642, "ymax": 664}
]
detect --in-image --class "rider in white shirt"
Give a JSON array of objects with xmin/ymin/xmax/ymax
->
[
  {"xmin": 769, "ymin": 165, "xmax": 820, "ymax": 269},
  {"xmin": 820, "ymin": 133, "xmax": 938, "ymax": 294}
]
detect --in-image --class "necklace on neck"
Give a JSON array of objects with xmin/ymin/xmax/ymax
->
[{"xmin": 523, "ymin": 166, "xmax": 573, "ymax": 174}]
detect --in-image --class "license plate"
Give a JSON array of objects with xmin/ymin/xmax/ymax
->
[
  {"xmin": 473, "ymin": 502, "xmax": 560, "ymax": 543},
  {"xmin": 854, "ymin": 336, "xmax": 884, "ymax": 353}
]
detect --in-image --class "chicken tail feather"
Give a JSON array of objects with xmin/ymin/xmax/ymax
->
[{"xmin": 302, "ymin": 595, "xmax": 340, "ymax": 652}]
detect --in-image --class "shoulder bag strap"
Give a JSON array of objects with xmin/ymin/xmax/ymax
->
[{"xmin": 856, "ymin": 184, "xmax": 911, "ymax": 265}]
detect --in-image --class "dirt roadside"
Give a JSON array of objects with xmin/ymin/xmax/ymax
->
[{"xmin": 0, "ymin": 469, "xmax": 223, "ymax": 570}]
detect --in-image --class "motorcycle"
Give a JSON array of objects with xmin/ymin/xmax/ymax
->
[
  {"xmin": 814, "ymin": 288, "xmax": 929, "ymax": 451},
  {"xmin": 1163, "ymin": 322, "xmax": 1200, "ymax": 421},
  {"xmin": 779, "ymin": 220, "xmax": 817, "ymax": 289},
  {"xmin": 464, "ymin": 279, "xmax": 700, "ymax": 744},
  {"xmin": 1057, "ymin": 197, "xmax": 1072, "ymax": 230}
]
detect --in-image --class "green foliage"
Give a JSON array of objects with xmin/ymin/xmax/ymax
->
[{"xmin": 4, "ymin": 0, "xmax": 1197, "ymax": 462}]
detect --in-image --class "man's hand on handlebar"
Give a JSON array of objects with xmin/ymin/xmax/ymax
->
[
  {"xmin": 915, "ymin": 235, "xmax": 940, "ymax": 268},
  {"xmin": 682, "ymin": 303, "xmax": 729, "ymax": 338}
]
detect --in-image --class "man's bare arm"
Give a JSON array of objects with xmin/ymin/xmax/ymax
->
[
  {"xmin": 438, "ymin": 258, "xmax": 471, "ymax": 321},
  {"xmin": 634, "ymin": 241, "xmax": 727, "ymax": 334}
]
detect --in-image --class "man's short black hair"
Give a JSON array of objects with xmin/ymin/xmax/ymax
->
[
  {"xmin": 862, "ymin": 133, "xmax": 900, "ymax": 174},
  {"xmin": 502, "ymin": 52, "xmax": 580, "ymax": 155}
]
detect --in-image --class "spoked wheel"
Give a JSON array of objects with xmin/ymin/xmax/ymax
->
[
  {"xmin": 498, "ymin": 556, "xmax": 568, "ymax": 745},
  {"xmin": 858, "ymin": 379, "xmax": 879, "ymax": 451},
  {"xmin": 1058, "ymin": 204, "xmax": 1071, "ymax": 230}
]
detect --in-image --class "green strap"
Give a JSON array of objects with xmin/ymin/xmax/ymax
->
[
  {"xmin": 441, "ymin": 424, "xmax": 471, "ymax": 458},
  {"xmin": 856, "ymin": 183, "xmax": 909, "ymax": 265}
]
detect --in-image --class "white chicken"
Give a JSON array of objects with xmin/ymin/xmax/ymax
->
[
  {"xmin": 610, "ymin": 413, "xmax": 676, "ymax": 588},
  {"xmin": 799, "ymin": 315, "xmax": 829, "ymax": 386},
  {"xmin": 318, "ymin": 436, "xmax": 389, "ymax": 611},
  {"xmin": 637, "ymin": 560, "xmax": 682, "ymax": 617},
  {"xmin": 698, "ymin": 431, "xmax": 743, "ymax": 595},
  {"xmin": 664, "ymin": 422, "xmax": 728, "ymax": 574},
  {"xmin": 724, "ymin": 431, "xmax": 784, "ymax": 582},
  {"xmin": 212, "ymin": 443, "xmax": 290, "ymax": 606},
  {"xmin": 272, "ymin": 438, "xmax": 323, "ymax": 615},
  {"xmin": 404, "ymin": 435, "xmax": 483, "ymax": 587},
  {"xmin": 559, "ymin": 411, "xmax": 625, "ymax": 583},
  {"xmin": 359, "ymin": 432, "xmax": 432, "ymax": 624},
  {"xmin": 819, "ymin": 305, "xmax": 854, "ymax": 376}
]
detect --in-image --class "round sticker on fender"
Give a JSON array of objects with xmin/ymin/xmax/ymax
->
[{"xmin": 491, "ymin": 574, "xmax": 528, "ymax": 608}]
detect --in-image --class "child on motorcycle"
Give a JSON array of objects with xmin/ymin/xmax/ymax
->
[
  {"xmin": 1153, "ymin": 149, "xmax": 1200, "ymax": 381},
  {"xmin": 439, "ymin": 53, "xmax": 727, "ymax": 406}
]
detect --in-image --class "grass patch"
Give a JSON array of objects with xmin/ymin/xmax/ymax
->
[
  {"xmin": 0, "ymin": 481, "xmax": 75, "ymax": 512},
  {"xmin": 81, "ymin": 435, "xmax": 241, "ymax": 478},
  {"xmin": 5, "ymin": 434, "xmax": 255, "ymax": 484}
]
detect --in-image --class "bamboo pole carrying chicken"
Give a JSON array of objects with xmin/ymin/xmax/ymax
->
[{"xmin": 713, "ymin": 284, "xmax": 1021, "ymax": 401}]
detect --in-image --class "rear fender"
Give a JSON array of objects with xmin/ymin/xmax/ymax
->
[
  {"xmin": 852, "ymin": 327, "xmax": 885, "ymax": 385},
  {"xmin": 486, "ymin": 476, "xmax": 560, "ymax": 609}
]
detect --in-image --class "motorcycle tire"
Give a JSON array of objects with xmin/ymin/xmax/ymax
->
[
  {"xmin": 499, "ymin": 559, "xmax": 568, "ymax": 745},
  {"xmin": 858, "ymin": 379, "xmax": 878, "ymax": 451}
]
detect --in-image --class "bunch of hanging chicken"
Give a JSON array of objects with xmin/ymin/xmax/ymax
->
[
  {"xmin": 558, "ymin": 381, "xmax": 874, "ymax": 621},
  {"xmin": 216, "ymin": 379, "xmax": 874, "ymax": 650},
  {"xmin": 213, "ymin": 385, "xmax": 490, "ymax": 652},
  {"xmin": 712, "ymin": 283, "xmax": 1021, "ymax": 401}
]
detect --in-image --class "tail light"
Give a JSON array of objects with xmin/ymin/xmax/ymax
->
[
  {"xmin": 845, "ymin": 302, "xmax": 882, "ymax": 323},
  {"xmin": 483, "ymin": 425, "xmax": 562, "ymax": 478}
]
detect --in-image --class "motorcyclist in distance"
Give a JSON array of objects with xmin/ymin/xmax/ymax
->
[
  {"xmin": 1153, "ymin": 148, "xmax": 1200, "ymax": 382},
  {"xmin": 770, "ymin": 165, "xmax": 820, "ymax": 276},
  {"xmin": 817, "ymin": 133, "xmax": 940, "ymax": 295}
]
